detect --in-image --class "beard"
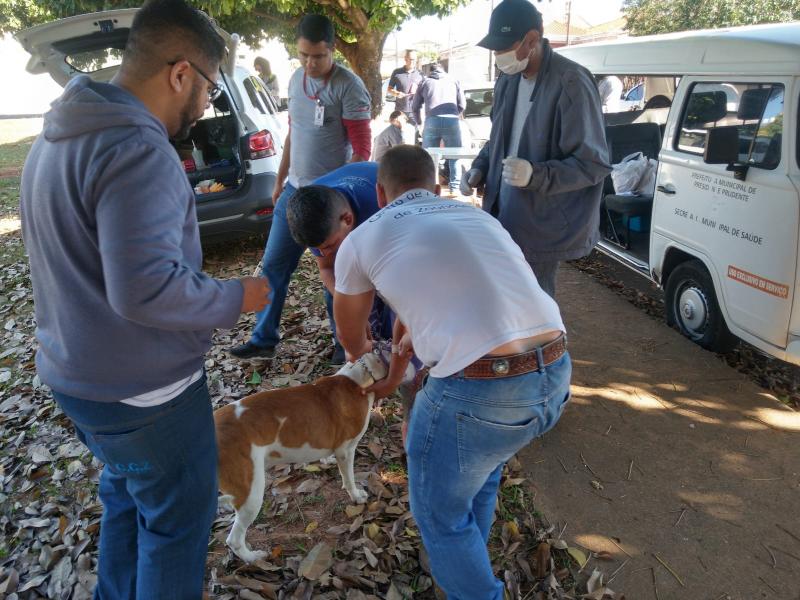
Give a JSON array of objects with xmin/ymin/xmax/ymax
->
[{"xmin": 173, "ymin": 80, "xmax": 205, "ymax": 141}]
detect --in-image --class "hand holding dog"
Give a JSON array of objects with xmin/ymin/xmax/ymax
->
[
  {"xmin": 239, "ymin": 277, "xmax": 270, "ymax": 313},
  {"xmin": 364, "ymin": 332, "xmax": 414, "ymax": 399}
]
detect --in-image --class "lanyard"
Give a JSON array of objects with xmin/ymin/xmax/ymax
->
[{"xmin": 303, "ymin": 65, "xmax": 335, "ymax": 103}]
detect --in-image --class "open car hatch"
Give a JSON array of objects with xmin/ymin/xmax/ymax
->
[{"xmin": 15, "ymin": 8, "xmax": 236, "ymax": 87}]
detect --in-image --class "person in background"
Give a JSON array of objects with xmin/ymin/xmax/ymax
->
[
  {"xmin": 333, "ymin": 145, "xmax": 571, "ymax": 600},
  {"xmin": 461, "ymin": 0, "xmax": 610, "ymax": 298},
  {"xmin": 412, "ymin": 61, "xmax": 466, "ymax": 194},
  {"xmin": 254, "ymin": 56, "xmax": 280, "ymax": 98},
  {"xmin": 597, "ymin": 75, "xmax": 623, "ymax": 113},
  {"xmin": 19, "ymin": 1, "xmax": 270, "ymax": 597},
  {"xmin": 230, "ymin": 14, "xmax": 372, "ymax": 363},
  {"xmin": 372, "ymin": 110, "xmax": 407, "ymax": 162},
  {"xmin": 388, "ymin": 49, "xmax": 424, "ymax": 126}
]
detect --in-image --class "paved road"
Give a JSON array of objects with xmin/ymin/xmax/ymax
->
[{"xmin": 521, "ymin": 264, "xmax": 800, "ymax": 600}]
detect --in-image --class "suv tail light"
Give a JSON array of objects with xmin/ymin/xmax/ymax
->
[{"xmin": 248, "ymin": 130, "xmax": 276, "ymax": 159}]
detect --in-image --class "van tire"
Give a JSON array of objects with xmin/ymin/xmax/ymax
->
[{"xmin": 665, "ymin": 260, "xmax": 737, "ymax": 353}]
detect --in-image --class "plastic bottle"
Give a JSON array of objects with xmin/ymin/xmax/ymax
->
[{"xmin": 191, "ymin": 142, "xmax": 205, "ymax": 170}]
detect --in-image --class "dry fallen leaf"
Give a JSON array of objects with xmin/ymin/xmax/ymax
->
[{"xmin": 298, "ymin": 541, "xmax": 334, "ymax": 580}]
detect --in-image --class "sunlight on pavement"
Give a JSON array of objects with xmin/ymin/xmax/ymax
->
[{"xmin": 748, "ymin": 406, "xmax": 800, "ymax": 432}]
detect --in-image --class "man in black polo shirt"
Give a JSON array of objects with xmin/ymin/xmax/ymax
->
[{"xmin": 388, "ymin": 49, "xmax": 424, "ymax": 126}]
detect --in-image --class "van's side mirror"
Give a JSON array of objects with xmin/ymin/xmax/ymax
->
[{"xmin": 704, "ymin": 126, "xmax": 748, "ymax": 181}]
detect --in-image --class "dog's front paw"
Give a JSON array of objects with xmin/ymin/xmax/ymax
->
[
  {"xmin": 348, "ymin": 487, "xmax": 368, "ymax": 504},
  {"xmin": 231, "ymin": 546, "xmax": 268, "ymax": 564}
]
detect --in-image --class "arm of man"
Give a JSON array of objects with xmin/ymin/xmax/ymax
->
[
  {"xmin": 334, "ymin": 290, "xmax": 374, "ymax": 361},
  {"xmin": 315, "ymin": 252, "xmax": 336, "ymax": 295},
  {"xmin": 470, "ymin": 76, "xmax": 504, "ymax": 176},
  {"xmin": 521, "ymin": 70, "xmax": 611, "ymax": 194},
  {"xmin": 273, "ymin": 128, "xmax": 291, "ymax": 204},
  {"xmin": 333, "ymin": 235, "xmax": 375, "ymax": 360},
  {"xmin": 364, "ymin": 317, "xmax": 413, "ymax": 399},
  {"xmin": 92, "ymin": 145, "xmax": 246, "ymax": 331},
  {"xmin": 341, "ymin": 77, "xmax": 372, "ymax": 162},
  {"xmin": 411, "ymin": 80, "xmax": 425, "ymax": 127},
  {"xmin": 387, "ymin": 70, "xmax": 405, "ymax": 98}
]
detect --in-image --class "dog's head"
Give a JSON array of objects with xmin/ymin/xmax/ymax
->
[{"xmin": 336, "ymin": 351, "xmax": 389, "ymax": 389}]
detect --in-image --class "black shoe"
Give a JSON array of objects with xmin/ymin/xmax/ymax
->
[
  {"xmin": 229, "ymin": 341, "xmax": 276, "ymax": 359},
  {"xmin": 331, "ymin": 343, "xmax": 346, "ymax": 365}
]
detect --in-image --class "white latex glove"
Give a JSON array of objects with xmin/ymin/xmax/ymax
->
[
  {"xmin": 502, "ymin": 157, "xmax": 534, "ymax": 187},
  {"xmin": 460, "ymin": 168, "xmax": 483, "ymax": 196}
]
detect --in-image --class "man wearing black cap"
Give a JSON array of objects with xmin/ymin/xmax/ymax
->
[{"xmin": 461, "ymin": 0, "xmax": 611, "ymax": 298}]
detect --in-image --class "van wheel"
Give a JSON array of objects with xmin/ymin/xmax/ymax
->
[{"xmin": 665, "ymin": 260, "xmax": 736, "ymax": 353}]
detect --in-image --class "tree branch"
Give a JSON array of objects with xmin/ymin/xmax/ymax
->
[{"xmin": 253, "ymin": 9, "xmax": 301, "ymax": 30}]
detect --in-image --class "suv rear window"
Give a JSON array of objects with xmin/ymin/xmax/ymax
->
[{"xmin": 677, "ymin": 82, "xmax": 784, "ymax": 170}]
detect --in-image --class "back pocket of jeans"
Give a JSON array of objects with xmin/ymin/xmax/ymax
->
[
  {"xmin": 90, "ymin": 423, "xmax": 166, "ymax": 480},
  {"xmin": 456, "ymin": 413, "xmax": 538, "ymax": 474}
]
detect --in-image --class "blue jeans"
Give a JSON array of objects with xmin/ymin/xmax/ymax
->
[
  {"xmin": 250, "ymin": 183, "xmax": 309, "ymax": 348},
  {"xmin": 53, "ymin": 377, "xmax": 217, "ymax": 600},
  {"xmin": 406, "ymin": 352, "xmax": 572, "ymax": 600},
  {"xmin": 422, "ymin": 115, "xmax": 463, "ymax": 189}
]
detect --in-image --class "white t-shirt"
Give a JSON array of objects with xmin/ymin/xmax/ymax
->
[
  {"xmin": 334, "ymin": 189, "xmax": 564, "ymax": 378},
  {"xmin": 508, "ymin": 74, "xmax": 537, "ymax": 157},
  {"xmin": 120, "ymin": 368, "xmax": 203, "ymax": 407}
]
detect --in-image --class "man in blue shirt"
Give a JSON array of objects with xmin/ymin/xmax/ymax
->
[{"xmin": 284, "ymin": 162, "xmax": 393, "ymax": 350}]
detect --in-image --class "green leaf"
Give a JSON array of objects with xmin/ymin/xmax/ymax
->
[{"xmin": 247, "ymin": 371, "xmax": 262, "ymax": 385}]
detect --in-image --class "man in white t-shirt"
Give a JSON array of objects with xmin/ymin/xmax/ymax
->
[{"xmin": 333, "ymin": 144, "xmax": 571, "ymax": 600}]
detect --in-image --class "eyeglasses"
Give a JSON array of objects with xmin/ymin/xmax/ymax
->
[{"xmin": 167, "ymin": 60, "xmax": 223, "ymax": 101}]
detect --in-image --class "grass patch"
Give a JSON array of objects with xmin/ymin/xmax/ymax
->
[
  {"xmin": 0, "ymin": 177, "xmax": 21, "ymax": 218},
  {"xmin": 0, "ymin": 138, "xmax": 34, "ymax": 172}
]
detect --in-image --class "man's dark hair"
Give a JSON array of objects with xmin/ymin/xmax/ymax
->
[
  {"xmin": 286, "ymin": 185, "xmax": 350, "ymax": 248},
  {"xmin": 378, "ymin": 145, "xmax": 436, "ymax": 193},
  {"xmin": 296, "ymin": 14, "xmax": 335, "ymax": 47},
  {"xmin": 389, "ymin": 110, "xmax": 404, "ymax": 121},
  {"xmin": 123, "ymin": 0, "xmax": 225, "ymax": 78}
]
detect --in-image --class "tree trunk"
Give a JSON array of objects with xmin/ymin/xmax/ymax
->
[{"xmin": 337, "ymin": 30, "xmax": 389, "ymax": 120}]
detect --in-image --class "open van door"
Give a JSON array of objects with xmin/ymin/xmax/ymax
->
[{"xmin": 15, "ymin": 8, "xmax": 236, "ymax": 86}]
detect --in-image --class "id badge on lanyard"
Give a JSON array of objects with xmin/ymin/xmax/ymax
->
[{"xmin": 314, "ymin": 101, "xmax": 325, "ymax": 127}]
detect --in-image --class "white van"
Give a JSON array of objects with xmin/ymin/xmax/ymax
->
[{"xmin": 558, "ymin": 23, "xmax": 800, "ymax": 364}]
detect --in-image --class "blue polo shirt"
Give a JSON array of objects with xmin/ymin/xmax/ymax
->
[{"xmin": 309, "ymin": 161, "xmax": 379, "ymax": 256}]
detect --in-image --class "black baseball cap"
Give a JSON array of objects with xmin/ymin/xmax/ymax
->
[{"xmin": 477, "ymin": 0, "xmax": 543, "ymax": 51}]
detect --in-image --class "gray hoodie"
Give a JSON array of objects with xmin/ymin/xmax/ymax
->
[
  {"xmin": 20, "ymin": 76, "xmax": 243, "ymax": 402},
  {"xmin": 412, "ymin": 65, "xmax": 466, "ymax": 124},
  {"xmin": 472, "ymin": 41, "xmax": 611, "ymax": 263}
]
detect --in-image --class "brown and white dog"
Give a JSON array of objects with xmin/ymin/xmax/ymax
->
[{"xmin": 214, "ymin": 352, "xmax": 389, "ymax": 563}]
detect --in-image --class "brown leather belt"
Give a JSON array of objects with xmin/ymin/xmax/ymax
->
[{"xmin": 462, "ymin": 334, "xmax": 567, "ymax": 379}]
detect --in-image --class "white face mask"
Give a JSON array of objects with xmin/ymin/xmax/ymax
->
[{"xmin": 495, "ymin": 49, "xmax": 529, "ymax": 75}]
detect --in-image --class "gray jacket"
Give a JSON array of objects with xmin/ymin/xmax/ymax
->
[
  {"xmin": 20, "ymin": 76, "xmax": 243, "ymax": 402},
  {"xmin": 472, "ymin": 40, "xmax": 611, "ymax": 262},
  {"xmin": 412, "ymin": 65, "xmax": 466, "ymax": 125}
]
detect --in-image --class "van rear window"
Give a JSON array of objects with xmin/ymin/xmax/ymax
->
[{"xmin": 676, "ymin": 82, "xmax": 784, "ymax": 170}]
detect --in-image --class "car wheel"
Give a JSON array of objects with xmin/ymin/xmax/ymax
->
[{"xmin": 665, "ymin": 260, "xmax": 736, "ymax": 353}]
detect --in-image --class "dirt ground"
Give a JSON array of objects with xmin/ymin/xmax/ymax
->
[{"xmin": 522, "ymin": 264, "xmax": 800, "ymax": 600}]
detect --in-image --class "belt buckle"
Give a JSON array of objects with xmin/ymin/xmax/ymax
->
[{"xmin": 491, "ymin": 358, "xmax": 510, "ymax": 376}]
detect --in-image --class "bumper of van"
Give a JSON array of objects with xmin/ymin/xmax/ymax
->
[{"xmin": 197, "ymin": 171, "xmax": 276, "ymax": 240}]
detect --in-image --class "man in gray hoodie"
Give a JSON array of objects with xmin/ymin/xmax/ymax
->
[
  {"xmin": 461, "ymin": 0, "xmax": 611, "ymax": 297},
  {"xmin": 20, "ymin": 1, "xmax": 269, "ymax": 597}
]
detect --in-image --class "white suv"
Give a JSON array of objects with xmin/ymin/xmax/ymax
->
[{"xmin": 16, "ymin": 8, "xmax": 286, "ymax": 241}]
